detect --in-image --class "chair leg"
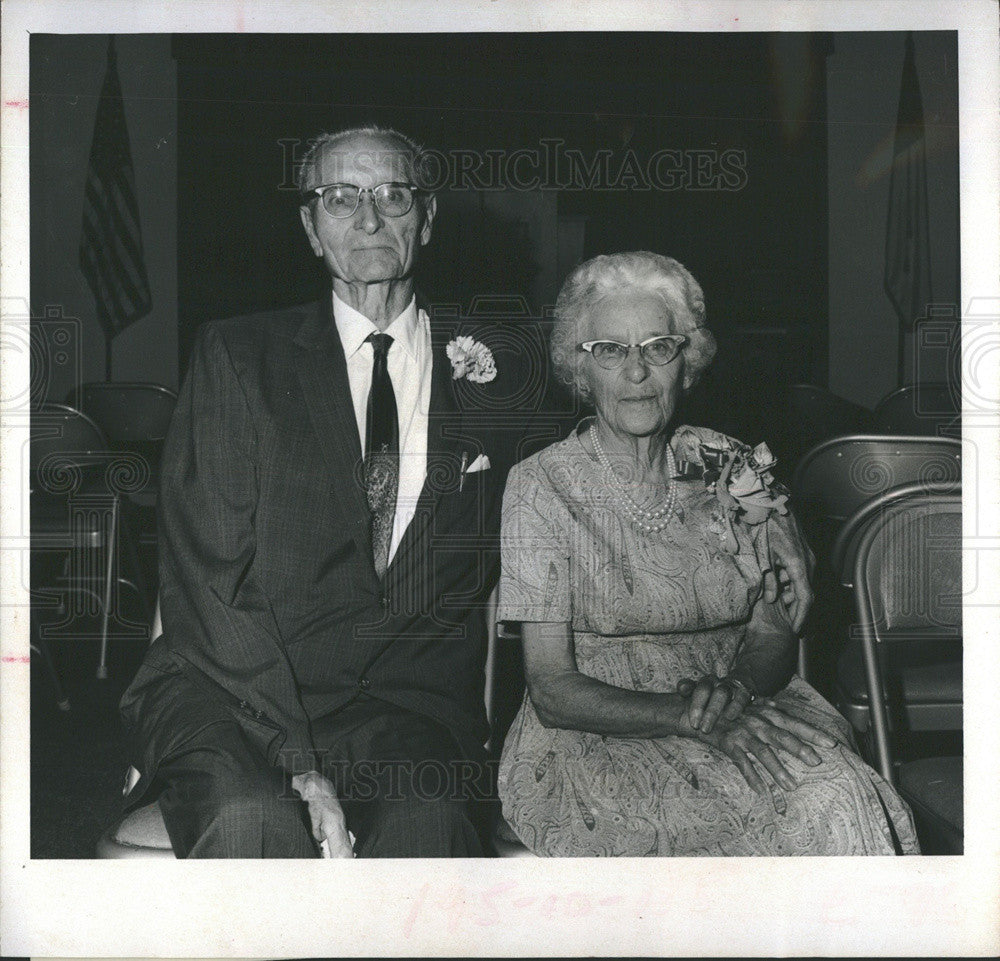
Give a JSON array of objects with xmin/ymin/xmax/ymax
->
[
  {"xmin": 31, "ymin": 640, "xmax": 70, "ymax": 711},
  {"xmin": 119, "ymin": 499, "xmax": 153, "ymax": 623},
  {"xmin": 860, "ymin": 629, "xmax": 894, "ymax": 785},
  {"xmin": 96, "ymin": 496, "xmax": 119, "ymax": 681}
]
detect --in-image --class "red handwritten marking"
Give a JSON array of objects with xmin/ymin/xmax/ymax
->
[
  {"xmin": 402, "ymin": 882, "xmax": 430, "ymax": 938},
  {"xmin": 475, "ymin": 882, "xmax": 517, "ymax": 927},
  {"xmin": 4, "ymin": 100, "xmax": 29, "ymax": 109},
  {"xmin": 2, "ymin": 656, "xmax": 30, "ymax": 663},
  {"xmin": 538, "ymin": 892, "xmax": 560, "ymax": 918},
  {"xmin": 403, "ymin": 882, "xmax": 640, "ymax": 935}
]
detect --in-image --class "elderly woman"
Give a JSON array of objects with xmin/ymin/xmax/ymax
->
[{"xmin": 496, "ymin": 251, "xmax": 918, "ymax": 856}]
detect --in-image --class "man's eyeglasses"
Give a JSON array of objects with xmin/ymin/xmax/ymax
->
[
  {"xmin": 303, "ymin": 182, "xmax": 423, "ymax": 219},
  {"xmin": 578, "ymin": 335, "xmax": 687, "ymax": 370}
]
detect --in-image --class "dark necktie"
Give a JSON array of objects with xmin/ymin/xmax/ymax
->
[{"xmin": 364, "ymin": 332, "xmax": 399, "ymax": 579}]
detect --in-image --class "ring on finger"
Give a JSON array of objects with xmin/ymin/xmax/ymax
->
[{"xmin": 726, "ymin": 677, "xmax": 756, "ymax": 703}]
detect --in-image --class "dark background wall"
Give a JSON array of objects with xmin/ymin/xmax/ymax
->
[{"xmin": 30, "ymin": 31, "xmax": 959, "ymax": 451}]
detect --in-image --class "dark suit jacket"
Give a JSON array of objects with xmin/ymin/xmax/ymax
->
[{"xmin": 120, "ymin": 296, "xmax": 571, "ymax": 785}]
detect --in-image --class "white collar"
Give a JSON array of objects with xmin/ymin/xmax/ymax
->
[{"xmin": 331, "ymin": 291, "xmax": 422, "ymax": 361}]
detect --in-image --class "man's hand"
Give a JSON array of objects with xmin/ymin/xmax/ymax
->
[
  {"xmin": 764, "ymin": 512, "xmax": 816, "ymax": 633},
  {"xmin": 682, "ymin": 700, "xmax": 836, "ymax": 802},
  {"xmin": 676, "ymin": 673, "xmax": 754, "ymax": 733},
  {"xmin": 291, "ymin": 770, "xmax": 353, "ymax": 857}
]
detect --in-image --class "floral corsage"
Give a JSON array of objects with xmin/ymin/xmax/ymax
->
[
  {"xmin": 671, "ymin": 425, "xmax": 789, "ymax": 554},
  {"xmin": 446, "ymin": 336, "xmax": 497, "ymax": 383}
]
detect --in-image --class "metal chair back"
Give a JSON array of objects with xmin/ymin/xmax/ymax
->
[
  {"xmin": 70, "ymin": 382, "xmax": 177, "ymax": 445},
  {"xmin": 30, "ymin": 405, "xmax": 116, "ymax": 703},
  {"xmin": 830, "ymin": 480, "xmax": 960, "ymax": 588},
  {"xmin": 30, "ymin": 403, "xmax": 108, "ymax": 474},
  {"xmin": 873, "ymin": 382, "xmax": 960, "ymax": 437},
  {"xmin": 791, "ymin": 434, "xmax": 961, "ymax": 526},
  {"xmin": 852, "ymin": 493, "xmax": 962, "ymax": 783},
  {"xmin": 31, "ymin": 403, "xmax": 150, "ymax": 679}
]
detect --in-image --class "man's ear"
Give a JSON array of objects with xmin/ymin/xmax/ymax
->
[
  {"xmin": 299, "ymin": 204, "xmax": 324, "ymax": 257},
  {"xmin": 419, "ymin": 193, "xmax": 437, "ymax": 247}
]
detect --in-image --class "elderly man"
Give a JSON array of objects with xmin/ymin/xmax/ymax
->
[{"xmin": 120, "ymin": 126, "xmax": 814, "ymax": 858}]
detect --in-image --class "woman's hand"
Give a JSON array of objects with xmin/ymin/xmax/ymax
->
[
  {"xmin": 291, "ymin": 770, "xmax": 354, "ymax": 857},
  {"xmin": 676, "ymin": 673, "xmax": 755, "ymax": 733},
  {"xmin": 764, "ymin": 511, "xmax": 816, "ymax": 633},
  {"xmin": 684, "ymin": 701, "xmax": 837, "ymax": 798}
]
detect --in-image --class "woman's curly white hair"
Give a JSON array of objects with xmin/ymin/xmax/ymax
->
[{"xmin": 551, "ymin": 251, "xmax": 717, "ymax": 402}]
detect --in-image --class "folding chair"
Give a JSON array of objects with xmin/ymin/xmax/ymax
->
[
  {"xmin": 31, "ymin": 404, "xmax": 147, "ymax": 694},
  {"xmin": 851, "ymin": 492, "xmax": 962, "ymax": 852},
  {"xmin": 69, "ymin": 382, "xmax": 177, "ymax": 475},
  {"xmin": 68, "ymin": 383, "xmax": 173, "ymax": 609},
  {"xmin": 30, "ymin": 405, "xmax": 107, "ymax": 708},
  {"xmin": 831, "ymin": 480, "xmax": 962, "ymax": 590},
  {"xmin": 831, "ymin": 482, "xmax": 963, "ymax": 737},
  {"xmin": 791, "ymin": 435, "xmax": 962, "ymax": 568}
]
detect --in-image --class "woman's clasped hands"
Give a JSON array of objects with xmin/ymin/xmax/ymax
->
[{"xmin": 675, "ymin": 674, "xmax": 836, "ymax": 799}]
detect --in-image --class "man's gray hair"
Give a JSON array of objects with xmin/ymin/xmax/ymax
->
[
  {"xmin": 295, "ymin": 125, "xmax": 437, "ymax": 195},
  {"xmin": 550, "ymin": 250, "xmax": 717, "ymax": 402}
]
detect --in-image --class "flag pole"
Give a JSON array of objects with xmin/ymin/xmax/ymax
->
[
  {"xmin": 883, "ymin": 31, "xmax": 932, "ymax": 393},
  {"xmin": 897, "ymin": 318, "xmax": 906, "ymax": 389}
]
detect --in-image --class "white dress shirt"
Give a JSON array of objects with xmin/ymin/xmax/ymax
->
[{"xmin": 332, "ymin": 291, "xmax": 431, "ymax": 565}]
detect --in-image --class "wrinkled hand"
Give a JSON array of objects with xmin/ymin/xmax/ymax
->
[
  {"xmin": 684, "ymin": 700, "xmax": 836, "ymax": 800},
  {"xmin": 291, "ymin": 771, "xmax": 353, "ymax": 857},
  {"xmin": 676, "ymin": 673, "xmax": 753, "ymax": 733},
  {"xmin": 764, "ymin": 513, "xmax": 816, "ymax": 633}
]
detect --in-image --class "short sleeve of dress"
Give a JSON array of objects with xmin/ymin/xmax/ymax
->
[{"xmin": 497, "ymin": 457, "xmax": 573, "ymax": 623}]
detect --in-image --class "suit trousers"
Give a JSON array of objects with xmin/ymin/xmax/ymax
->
[{"xmin": 139, "ymin": 666, "xmax": 485, "ymax": 858}]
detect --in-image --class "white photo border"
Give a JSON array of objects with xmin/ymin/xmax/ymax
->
[{"xmin": 2, "ymin": 0, "xmax": 998, "ymax": 956}]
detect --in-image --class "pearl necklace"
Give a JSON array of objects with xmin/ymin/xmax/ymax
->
[{"xmin": 589, "ymin": 424, "xmax": 679, "ymax": 533}]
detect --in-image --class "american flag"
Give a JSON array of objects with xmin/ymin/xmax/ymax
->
[
  {"xmin": 79, "ymin": 37, "xmax": 152, "ymax": 362},
  {"xmin": 883, "ymin": 33, "xmax": 932, "ymax": 343}
]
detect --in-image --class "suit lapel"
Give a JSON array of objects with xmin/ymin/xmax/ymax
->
[
  {"xmin": 386, "ymin": 315, "xmax": 467, "ymax": 575},
  {"xmin": 425, "ymin": 317, "xmax": 466, "ymax": 497},
  {"xmin": 293, "ymin": 298, "xmax": 374, "ymax": 562}
]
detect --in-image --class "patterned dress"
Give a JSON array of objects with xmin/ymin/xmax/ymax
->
[{"xmin": 497, "ymin": 424, "xmax": 919, "ymax": 857}]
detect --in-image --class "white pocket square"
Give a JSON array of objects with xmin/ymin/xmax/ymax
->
[{"xmin": 464, "ymin": 453, "xmax": 491, "ymax": 474}]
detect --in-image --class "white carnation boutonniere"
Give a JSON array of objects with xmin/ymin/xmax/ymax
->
[
  {"xmin": 671, "ymin": 426, "xmax": 788, "ymax": 554},
  {"xmin": 446, "ymin": 335, "xmax": 497, "ymax": 383}
]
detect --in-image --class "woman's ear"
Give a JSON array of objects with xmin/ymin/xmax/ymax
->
[{"xmin": 680, "ymin": 353, "xmax": 697, "ymax": 391}]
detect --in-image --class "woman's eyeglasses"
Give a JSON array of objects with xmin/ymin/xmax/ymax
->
[
  {"xmin": 302, "ymin": 182, "xmax": 423, "ymax": 219},
  {"xmin": 578, "ymin": 335, "xmax": 686, "ymax": 370}
]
